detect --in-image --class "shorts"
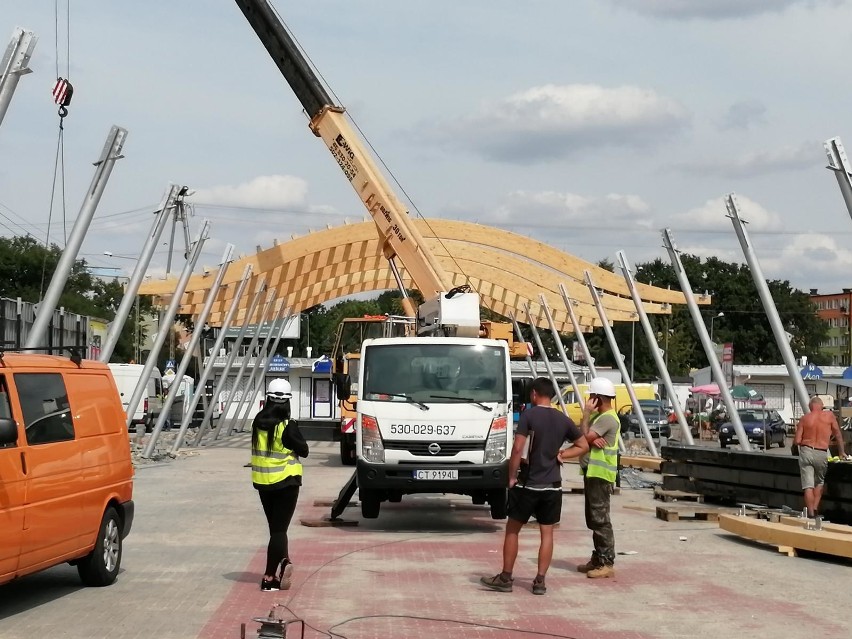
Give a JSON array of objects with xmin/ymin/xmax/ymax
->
[
  {"xmin": 507, "ymin": 486, "xmax": 562, "ymax": 525},
  {"xmin": 798, "ymin": 445, "xmax": 828, "ymax": 489}
]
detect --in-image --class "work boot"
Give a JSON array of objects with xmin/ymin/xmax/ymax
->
[
  {"xmin": 586, "ymin": 564, "xmax": 615, "ymax": 579},
  {"xmin": 480, "ymin": 572, "xmax": 513, "ymax": 592},
  {"xmin": 576, "ymin": 555, "xmax": 600, "ymax": 574}
]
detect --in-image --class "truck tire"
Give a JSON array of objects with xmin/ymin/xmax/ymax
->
[
  {"xmin": 77, "ymin": 507, "xmax": 122, "ymax": 587},
  {"xmin": 488, "ymin": 489, "xmax": 507, "ymax": 520},
  {"xmin": 339, "ymin": 436, "xmax": 356, "ymax": 466},
  {"xmin": 361, "ymin": 493, "xmax": 381, "ymax": 519}
]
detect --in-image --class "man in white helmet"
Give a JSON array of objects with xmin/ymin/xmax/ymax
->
[
  {"xmin": 576, "ymin": 377, "xmax": 620, "ymax": 579},
  {"xmin": 250, "ymin": 378, "xmax": 309, "ymax": 591}
]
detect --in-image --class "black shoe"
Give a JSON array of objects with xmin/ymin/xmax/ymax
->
[
  {"xmin": 260, "ymin": 577, "xmax": 280, "ymax": 591},
  {"xmin": 277, "ymin": 560, "xmax": 294, "ymax": 590}
]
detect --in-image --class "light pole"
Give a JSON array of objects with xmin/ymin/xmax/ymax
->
[{"xmin": 710, "ymin": 311, "xmax": 724, "ymax": 343}]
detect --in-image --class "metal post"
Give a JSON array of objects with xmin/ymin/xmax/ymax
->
[
  {"xmin": 206, "ymin": 280, "xmax": 268, "ymax": 442},
  {"xmin": 124, "ymin": 220, "xmax": 210, "ymax": 427},
  {"xmin": 617, "ymin": 251, "xmax": 693, "ymax": 445},
  {"xmin": 508, "ymin": 312, "xmax": 537, "ymax": 378},
  {"xmin": 100, "ymin": 185, "xmax": 180, "ymax": 362},
  {"xmin": 172, "ymin": 264, "xmax": 253, "ymax": 453},
  {"xmin": 217, "ymin": 289, "xmax": 278, "ymax": 438},
  {"xmin": 824, "ymin": 137, "xmax": 852, "ymax": 222},
  {"xmin": 725, "ymin": 195, "xmax": 811, "ymax": 415},
  {"xmin": 141, "ymin": 243, "xmax": 235, "ymax": 458},
  {"xmin": 0, "ymin": 28, "xmax": 37, "ymax": 130},
  {"xmin": 229, "ymin": 300, "xmax": 285, "ymax": 433},
  {"xmin": 234, "ymin": 304, "xmax": 293, "ymax": 433},
  {"xmin": 662, "ymin": 228, "xmax": 751, "ymax": 450},
  {"xmin": 539, "ymin": 294, "xmax": 584, "ymax": 410},
  {"xmin": 585, "ymin": 270, "xmax": 658, "ymax": 457},
  {"xmin": 522, "ymin": 303, "xmax": 568, "ymax": 414},
  {"xmin": 558, "ymin": 284, "xmax": 597, "ymax": 378},
  {"xmin": 27, "ymin": 126, "xmax": 128, "ymax": 348}
]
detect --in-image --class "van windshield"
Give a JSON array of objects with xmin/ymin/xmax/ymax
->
[{"xmin": 363, "ymin": 343, "xmax": 507, "ymax": 404}]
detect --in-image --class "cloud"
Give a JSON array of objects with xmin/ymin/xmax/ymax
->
[
  {"xmin": 610, "ymin": 0, "xmax": 839, "ymax": 20},
  {"xmin": 191, "ymin": 175, "xmax": 309, "ymax": 209},
  {"xmin": 431, "ymin": 84, "xmax": 689, "ymax": 164},
  {"xmin": 673, "ymin": 142, "xmax": 821, "ymax": 178},
  {"xmin": 719, "ymin": 100, "xmax": 767, "ymax": 131},
  {"xmin": 760, "ymin": 233, "xmax": 852, "ymax": 289},
  {"xmin": 672, "ymin": 194, "xmax": 782, "ymax": 231}
]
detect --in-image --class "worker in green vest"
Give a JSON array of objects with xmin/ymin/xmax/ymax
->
[
  {"xmin": 251, "ymin": 378, "xmax": 309, "ymax": 591},
  {"xmin": 577, "ymin": 377, "xmax": 620, "ymax": 579}
]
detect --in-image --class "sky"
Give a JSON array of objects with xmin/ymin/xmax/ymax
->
[{"xmin": 3, "ymin": 0, "xmax": 852, "ymax": 297}]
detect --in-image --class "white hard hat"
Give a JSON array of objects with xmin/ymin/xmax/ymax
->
[
  {"xmin": 589, "ymin": 377, "xmax": 616, "ymax": 398},
  {"xmin": 266, "ymin": 378, "xmax": 292, "ymax": 401}
]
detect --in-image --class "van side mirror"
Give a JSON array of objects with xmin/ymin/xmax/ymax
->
[
  {"xmin": 0, "ymin": 418, "xmax": 18, "ymax": 445},
  {"xmin": 333, "ymin": 373, "xmax": 352, "ymax": 401}
]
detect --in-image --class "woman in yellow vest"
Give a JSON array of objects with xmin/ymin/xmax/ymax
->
[{"xmin": 251, "ymin": 379, "xmax": 309, "ymax": 591}]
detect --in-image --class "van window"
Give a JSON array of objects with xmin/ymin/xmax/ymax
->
[
  {"xmin": 15, "ymin": 373, "xmax": 75, "ymax": 445},
  {"xmin": 0, "ymin": 376, "xmax": 14, "ymax": 448}
]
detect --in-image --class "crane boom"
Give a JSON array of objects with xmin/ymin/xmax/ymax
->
[{"xmin": 234, "ymin": 0, "xmax": 453, "ymax": 306}]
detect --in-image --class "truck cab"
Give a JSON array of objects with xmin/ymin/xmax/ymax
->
[{"xmin": 353, "ymin": 337, "xmax": 512, "ymax": 519}]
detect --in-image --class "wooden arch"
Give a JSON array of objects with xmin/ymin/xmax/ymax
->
[{"xmin": 139, "ymin": 219, "xmax": 700, "ymax": 333}]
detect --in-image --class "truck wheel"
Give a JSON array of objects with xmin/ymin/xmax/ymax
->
[
  {"xmin": 77, "ymin": 507, "xmax": 122, "ymax": 587},
  {"xmin": 339, "ymin": 437, "xmax": 356, "ymax": 466},
  {"xmin": 488, "ymin": 489, "xmax": 508, "ymax": 520},
  {"xmin": 361, "ymin": 493, "xmax": 381, "ymax": 519},
  {"xmin": 472, "ymin": 493, "xmax": 486, "ymax": 506}
]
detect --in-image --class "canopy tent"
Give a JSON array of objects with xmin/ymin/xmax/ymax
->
[{"xmin": 690, "ymin": 383, "xmax": 720, "ymax": 396}]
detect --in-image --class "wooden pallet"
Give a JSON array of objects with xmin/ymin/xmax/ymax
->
[
  {"xmin": 718, "ymin": 514, "xmax": 852, "ymax": 559},
  {"xmin": 655, "ymin": 505, "xmax": 734, "ymax": 522},
  {"xmin": 654, "ymin": 487, "xmax": 703, "ymax": 503},
  {"xmin": 621, "ymin": 456, "xmax": 662, "ymax": 473}
]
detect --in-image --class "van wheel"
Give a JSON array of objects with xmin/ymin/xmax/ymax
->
[
  {"xmin": 488, "ymin": 489, "xmax": 508, "ymax": 520},
  {"xmin": 361, "ymin": 493, "xmax": 381, "ymax": 519},
  {"xmin": 78, "ymin": 507, "xmax": 122, "ymax": 587}
]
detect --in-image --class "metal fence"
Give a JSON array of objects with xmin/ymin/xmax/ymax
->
[{"xmin": 0, "ymin": 297, "xmax": 91, "ymax": 355}]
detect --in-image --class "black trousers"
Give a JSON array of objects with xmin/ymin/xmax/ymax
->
[
  {"xmin": 258, "ymin": 485, "xmax": 300, "ymax": 576},
  {"xmin": 583, "ymin": 476, "xmax": 615, "ymax": 566}
]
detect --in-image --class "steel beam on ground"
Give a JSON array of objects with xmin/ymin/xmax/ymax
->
[
  {"xmin": 539, "ymin": 294, "xmax": 584, "ymax": 411},
  {"xmin": 142, "ymin": 244, "xmax": 234, "ymax": 458},
  {"xmin": 662, "ymin": 227, "xmax": 751, "ymax": 451},
  {"xmin": 585, "ymin": 270, "xmax": 655, "ymax": 457},
  {"xmin": 617, "ymin": 251, "xmax": 693, "ymax": 445},
  {"xmin": 523, "ymin": 303, "xmax": 568, "ymax": 414},
  {"xmin": 27, "ymin": 126, "xmax": 128, "ymax": 349},
  {"xmin": 559, "ymin": 283, "xmax": 597, "ymax": 378},
  {"xmin": 100, "ymin": 185, "xmax": 179, "ymax": 362},
  {"xmin": 0, "ymin": 28, "xmax": 37, "ymax": 130},
  {"xmin": 825, "ymin": 137, "xmax": 852, "ymax": 222},
  {"xmin": 725, "ymin": 195, "xmax": 811, "ymax": 416},
  {"xmin": 174, "ymin": 264, "xmax": 253, "ymax": 452}
]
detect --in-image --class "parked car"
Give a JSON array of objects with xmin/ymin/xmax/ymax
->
[
  {"xmin": 618, "ymin": 399, "xmax": 672, "ymax": 438},
  {"xmin": 718, "ymin": 408, "xmax": 786, "ymax": 449}
]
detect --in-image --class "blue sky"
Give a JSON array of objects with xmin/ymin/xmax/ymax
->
[{"xmin": 3, "ymin": 0, "xmax": 852, "ymax": 294}]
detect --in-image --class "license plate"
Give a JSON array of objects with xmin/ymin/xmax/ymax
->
[{"xmin": 413, "ymin": 469, "xmax": 458, "ymax": 480}]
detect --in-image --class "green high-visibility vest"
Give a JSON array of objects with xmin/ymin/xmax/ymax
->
[
  {"xmin": 585, "ymin": 409, "xmax": 620, "ymax": 484},
  {"xmin": 251, "ymin": 421, "xmax": 302, "ymax": 486}
]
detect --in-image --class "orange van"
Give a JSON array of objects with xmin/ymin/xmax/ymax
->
[{"xmin": 0, "ymin": 353, "xmax": 134, "ymax": 587}]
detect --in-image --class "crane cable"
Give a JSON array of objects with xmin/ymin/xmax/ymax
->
[{"xmin": 40, "ymin": 0, "xmax": 72, "ymax": 299}]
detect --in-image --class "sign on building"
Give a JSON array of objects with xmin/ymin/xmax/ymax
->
[{"xmin": 268, "ymin": 354, "xmax": 290, "ymax": 373}]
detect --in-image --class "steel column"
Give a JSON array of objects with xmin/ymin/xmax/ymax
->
[
  {"xmin": 141, "ymin": 244, "xmax": 235, "ymax": 458},
  {"xmin": 585, "ymin": 270, "xmax": 657, "ymax": 457},
  {"xmin": 824, "ymin": 137, "xmax": 852, "ymax": 222},
  {"xmin": 725, "ymin": 194, "xmax": 811, "ymax": 415},
  {"xmin": 0, "ymin": 28, "xmax": 37, "ymax": 130},
  {"xmin": 124, "ymin": 220, "xmax": 210, "ymax": 427},
  {"xmin": 27, "ymin": 126, "xmax": 128, "ymax": 348},
  {"xmin": 662, "ymin": 228, "xmax": 751, "ymax": 450},
  {"xmin": 539, "ymin": 294, "xmax": 584, "ymax": 411},
  {"xmin": 558, "ymin": 283, "xmax": 597, "ymax": 379},
  {"xmin": 617, "ymin": 252, "xmax": 693, "ymax": 444},
  {"xmin": 100, "ymin": 185, "xmax": 180, "ymax": 362},
  {"xmin": 522, "ymin": 303, "xmax": 568, "ymax": 414}
]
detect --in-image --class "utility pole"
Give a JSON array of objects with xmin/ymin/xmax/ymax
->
[
  {"xmin": 27, "ymin": 126, "xmax": 127, "ymax": 349},
  {"xmin": 522, "ymin": 303, "xmax": 568, "ymax": 414},
  {"xmin": 0, "ymin": 28, "xmax": 37, "ymax": 131},
  {"xmin": 539, "ymin": 294, "xmax": 584, "ymax": 411},
  {"xmin": 558, "ymin": 283, "xmax": 597, "ymax": 379},
  {"xmin": 824, "ymin": 137, "xmax": 852, "ymax": 222},
  {"xmin": 662, "ymin": 227, "xmax": 751, "ymax": 450},
  {"xmin": 725, "ymin": 194, "xmax": 811, "ymax": 416}
]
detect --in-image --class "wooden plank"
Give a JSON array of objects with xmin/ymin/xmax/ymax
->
[
  {"xmin": 654, "ymin": 487, "xmax": 703, "ymax": 503},
  {"xmin": 655, "ymin": 505, "xmax": 733, "ymax": 522},
  {"xmin": 621, "ymin": 456, "xmax": 662, "ymax": 472},
  {"xmin": 718, "ymin": 514, "xmax": 852, "ymax": 558},
  {"xmin": 777, "ymin": 516, "xmax": 852, "ymax": 536}
]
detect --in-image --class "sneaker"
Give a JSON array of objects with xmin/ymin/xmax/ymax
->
[
  {"xmin": 277, "ymin": 560, "xmax": 294, "ymax": 590},
  {"xmin": 576, "ymin": 556, "xmax": 600, "ymax": 574},
  {"xmin": 532, "ymin": 579, "xmax": 546, "ymax": 595},
  {"xmin": 587, "ymin": 564, "xmax": 615, "ymax": 579},
  {"xmin": 260, "ymin": 577, "xmax": 280, "ymax": 591},
  {"xmin": 480, "ymin": 573, "xmax": 513, "ymax": 592}
]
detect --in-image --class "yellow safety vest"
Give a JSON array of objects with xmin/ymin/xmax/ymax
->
[
  {"xmin": 584, "ymin": 409, "xmax": 620, "ymax": 484},
  {"xmin": 251, "ymin": 421, "xmax": 303, "ymax": 486}
]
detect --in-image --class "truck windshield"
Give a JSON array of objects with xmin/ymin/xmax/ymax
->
[{"xmin": 363, "ymin": 343, "xmax": 507, "ymax": 404}]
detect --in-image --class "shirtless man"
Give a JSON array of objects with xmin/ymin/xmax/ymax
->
[{"xmin": 794, "ymin": 397, "xmax": 847, "ymax": 517}]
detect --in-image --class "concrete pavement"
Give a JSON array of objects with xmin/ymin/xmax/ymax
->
[{"xmin": 1, "ymin": 434, "xmax": 849, "ymax": 639}]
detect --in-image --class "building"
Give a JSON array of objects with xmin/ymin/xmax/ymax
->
[{"xmin": 810, "ymin": 288, "xmax": 852, "ymax": 366}]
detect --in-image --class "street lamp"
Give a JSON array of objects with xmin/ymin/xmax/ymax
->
[{"xmin": 710, "ymin": 311, "xmax": 724, "ymax": 342}]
